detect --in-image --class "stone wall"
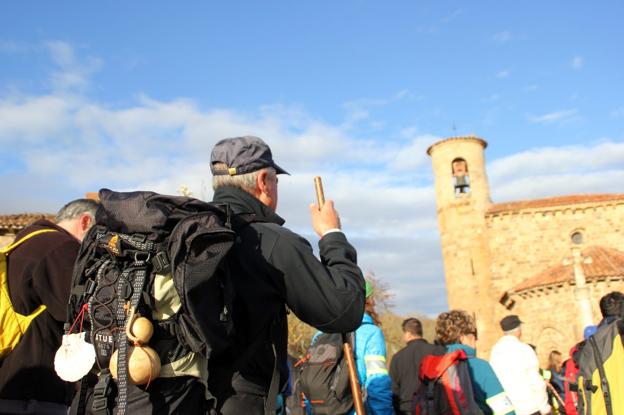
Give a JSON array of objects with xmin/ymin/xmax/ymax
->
[
  {"xmin": 0, "ymin": 234, "xmax": 14, "ymax": 248},
  {"xmin": 486, "ymin": 201, "xmax": 624, "ymax": 295},
  {"xmin": 511, "ymin": 278, "xmax": 624, "ymax": 366}
]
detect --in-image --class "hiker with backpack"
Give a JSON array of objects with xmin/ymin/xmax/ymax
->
[
  {"xmin": 415, "ymin": 310, "xmax": 515, "ymax": 415},
  {"xmin": 490, "ymin": 315, "xmax": 551, "ymax": 415},
  {"xmin": 0, "ymin": 199, "xmax": 98, "ymax": 414},
  {"xmin": 300, "ymin": 279, "xmax": 393, "ymax": 415},
  {"xmin": 64, "ymin": 135, "xmax": 365, "ymax": 415},
  {"xmin": 574, "ymin": 291, "xmax": 624, "ymax": 414},
  {"xmin": 389, "ymin": 317, "xmax": 444, "ymax": 415},
  {"xmin": 208, "ymin": 135, "xmax": 367, "ymax": 414}
]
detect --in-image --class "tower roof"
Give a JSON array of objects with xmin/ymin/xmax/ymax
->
[
  {"xmin": 426, "ymin": 135, "xmax": 488, "ymax": 156},
  {"xmin": 510, "ymin": 245, "xmax": 624, "ymax": 294}
]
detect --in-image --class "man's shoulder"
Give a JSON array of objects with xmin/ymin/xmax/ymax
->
[
  {"xmin": 396, "ymin": 339, "xmax": 440, "ymax": 358},
  {"xmin": 250, "ymin": 221, "xmax": 301, "ymax": 241},
  {"xmin": 15, "ymin": 220, "xmax": 76, "ymax": 251}
]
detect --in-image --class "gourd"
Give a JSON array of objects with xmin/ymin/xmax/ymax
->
[{"xmin": 109, "ymin": 312, "xmax": 161, "ymax": 385}]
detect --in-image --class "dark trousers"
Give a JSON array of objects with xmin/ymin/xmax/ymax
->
[
  {"xmin": 70, "ymin": 376, "xmax": 206, "ymax": 415},
  {"xmin": 0, "ymin": 400, "xmax": 68, "ymax": 415},
  {"xmin": 218, "ymin": 393, "xmax": 265, "ymax": 415}
]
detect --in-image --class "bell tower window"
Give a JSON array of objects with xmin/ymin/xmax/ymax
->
[{"xmin": 452, "ymin": 158, "xmax": 470, "ymax": 196}]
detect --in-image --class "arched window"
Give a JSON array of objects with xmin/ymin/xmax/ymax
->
[{"xmin": 451, "ymin": 158, "xmax": 470, "ymax": 196}]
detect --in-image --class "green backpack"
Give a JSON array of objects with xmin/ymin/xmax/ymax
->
[{"xmin": 0, "ymin": 229, "xmax": 56, "ymax": 359}]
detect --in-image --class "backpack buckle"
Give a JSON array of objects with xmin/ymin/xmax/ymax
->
[
  {"xmin": 152, "ymin": 251, "xmax": 171, "ymax": 274},
  {"xmin": 92, "ymin": 371, "xmax": 113, "ymax": 411},
  {"xmin": 131, "ymin": 234, "xmax": 147, "ymax": 243}
]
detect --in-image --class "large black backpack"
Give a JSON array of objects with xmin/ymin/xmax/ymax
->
[
  {"xmin": 414, "ymin": 349, "xmax": 485, "ymax": 415},
  {"xmin": 65, "ymin": 189, "xmax": 244, "ymax": 414},
  {"xmin": 296, "ymin": 333, "xmax": 354, "ymax": 415}
]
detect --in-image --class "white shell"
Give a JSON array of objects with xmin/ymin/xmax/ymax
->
[{"xmin": 54, "ymin": 332, "xmax": 96, "ymax": 382}]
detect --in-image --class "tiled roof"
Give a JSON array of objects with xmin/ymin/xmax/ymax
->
[
  {"xmin": 487, "ymin": 194, "xmax": 624, "ymax": 215},
  {"xmin": 0, "ymin": 214, "xmax": 55, "ymax": 231},
  {"xmin": 426, "ymin": 135, "xmax": 488, "ymax": 155},
  {"xmin": 511, "ymin": 246, "xmax": 624, "ymax": 293}
]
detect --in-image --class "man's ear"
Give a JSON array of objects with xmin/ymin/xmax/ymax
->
[
  {"xmin": 80, "ymin": 213, "xmax": 92, "ymax": 231},
  {"xmin": 256, "ymin": 169, "xmax": 269, "ymax": 195}
]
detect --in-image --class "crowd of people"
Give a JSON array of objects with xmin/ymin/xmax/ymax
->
[{"xmin": 0, "ymin": 135, "xmax": 621, "ymax": 415}]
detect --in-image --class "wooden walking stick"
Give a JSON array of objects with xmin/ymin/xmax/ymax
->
[
  {"xmin": 546, "ymin": 381, "xmax": 566, "ymax": 409},
  {"xmin": 314, "ymin": 176, "xmax": 366, "ymax": 415}
]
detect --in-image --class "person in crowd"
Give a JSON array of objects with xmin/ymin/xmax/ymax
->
[
  {"xmin": 351, "ymin": 280, "xmax": 393, "ymax": 415},
  {"xmin": 0, "ymin": 199, "xmax": 98, "ymax": 415},
  {"xmin": 597, "ymin": 291, "xmax": 624, "ymax": 329},
  {"xmin": 547, "ymin": 351, "xmax": 565, "ymax": 402},
  {"xmin": 389, "ymin": 317, "xmax": 444, "ymax": 414},
  {"xmin": 208, "ymin": 136, "xmax": 366, "ymax": 415},
  {"xmin": 435, "ymin": 310, "xmax": 515, "ymax": 415},
  {"xmin": 490, "ymin": 315, "xmax": 551, "ymax": 415}
]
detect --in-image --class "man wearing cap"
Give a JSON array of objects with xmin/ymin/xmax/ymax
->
[
  {"xmin": 490, "ymin": 315, "xmax": 551, "ymax": 415},
  {"xmin": 207, "ymin": 136, "xmax": 366, "ymax": 415}
]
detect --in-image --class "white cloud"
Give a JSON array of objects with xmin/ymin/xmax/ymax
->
[
  {"xmin": 389, "ymin": 134, "xmax": 439, "ymax": 171},
  {"xmin": 46, "ymin": 41, "xmax": 101, "ymax": 92},
  {"xmin": 528, "ymin": 109, "xmax": 578, "ymax": 124},
  {"xmin": 611, "ymin": 107, "xmax": 624, "ymax": 118},
  {"xmin": 493, "ymin": 31, "xmax": 512, "ymax": 44},
  {"xmin": 496, "ymin": 69, "xmax": 510, "ymax": 79},
  {"xmin": 441, "ymin": 8, "xmax": 463, "ymax": 23},
  {"xmin": 488, "ymin": 141, "xmax": 624, "ymax": 201},
  {"xmin": 0, "ymin": 40, "xmax": 30, "ymax": 53},
  {"xmin": 341, "ymin": 89, "xmax": 414, "ymax": 127},
  {"xmin": 572, "ymin": 55, "xmax": 584, "ymax": 69}
]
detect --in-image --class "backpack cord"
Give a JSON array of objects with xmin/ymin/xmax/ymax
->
[
  {"xmin": 116, "ymin": 262, "xmax": 149, "ymax": 415},
  {"xmin": 264, "ymin": 342, "xmax": 280, "ymax": 415},
  {"xmin": 588, "ymin": 334, "xmax": 613, "ymax": 415}
]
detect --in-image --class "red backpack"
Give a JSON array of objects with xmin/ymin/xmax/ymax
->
[
  {"xmin": 563, "ymin": 345, "xmax": 580, "ymax": 415},
  {"xmin": 414, "ymin": 349, "xmax": 484, "ymax": 415}
]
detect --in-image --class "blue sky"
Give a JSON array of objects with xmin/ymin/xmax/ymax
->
[{"xmin": 1, "ymin": 1, "xmax": 623, "ymax": 315}]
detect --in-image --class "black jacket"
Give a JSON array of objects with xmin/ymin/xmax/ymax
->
[
  {"xmin": 209, "ymin": 186, "xmax": 365, "ymax": 406},
  {"xmin": 0, "ymin": 220, "xmax": 79, "ymax": 404},
  {"xmin": 389, "ymin": 338, "xmax": 445, "ymax": 413}
]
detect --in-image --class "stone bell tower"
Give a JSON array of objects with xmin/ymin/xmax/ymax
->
[{"xmin": 427, "ymin": 136, "xmax": 496, "ymax": 348}]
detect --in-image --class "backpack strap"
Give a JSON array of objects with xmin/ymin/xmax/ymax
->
[
  {"xmin": 1, "ymin": 229, "xmax": 57, "ymax": 254},
  {"xmin": 114, "ymin": 257, "xmax": 151, "ymax": 415},
  {"xmin": 588, "ymin": 332, "xmax": 614, "ymax": 415},
  {"xmin": 264, "ymin": 341, "xmax": 280, "ymax": 415}
]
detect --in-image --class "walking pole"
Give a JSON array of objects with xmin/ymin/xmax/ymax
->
[
  {"xmin": 314, "ymin": 176, "xmax": 366, "ymax": 415},
  {"xmin": 546, "ymin": 381, "xmax": 566, "ymax": 409}
]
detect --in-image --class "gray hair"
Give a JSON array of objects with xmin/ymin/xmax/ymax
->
[
  {"xmin": 55, "ymin": 198, "xmax": 99, "ymax": 223},
  {"xmin": 504, "ymin": 326, "xmax": 521, "ymax": 336},
  {"xmin": 212, "ymin": 163, "xmax": 276, "ymax": 193}
]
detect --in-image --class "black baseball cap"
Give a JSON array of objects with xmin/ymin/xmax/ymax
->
[
  {"xmin": 210, "ymin": 136, "xmax": 289, "ymax": 176},
  {"xmin": 500, "ymin": 315, "xmax": 523, "ymax": 331}
]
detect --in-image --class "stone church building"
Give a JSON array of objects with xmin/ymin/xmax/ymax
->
[{"xmin": 428, "ymin": 136, "xmax": 624, "ymax": 363}]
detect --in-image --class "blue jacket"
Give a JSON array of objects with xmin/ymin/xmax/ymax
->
[
  {"xmin": 353, "ymin": 313, "xmax": 393, "ymax": 415},
  {"xmin": 309, "ymin": 313, "xmax": 393, "ymax": 415},
  {"xmin": 446, "ymin": 344, "xmax": 515, "ymax": 415}
]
